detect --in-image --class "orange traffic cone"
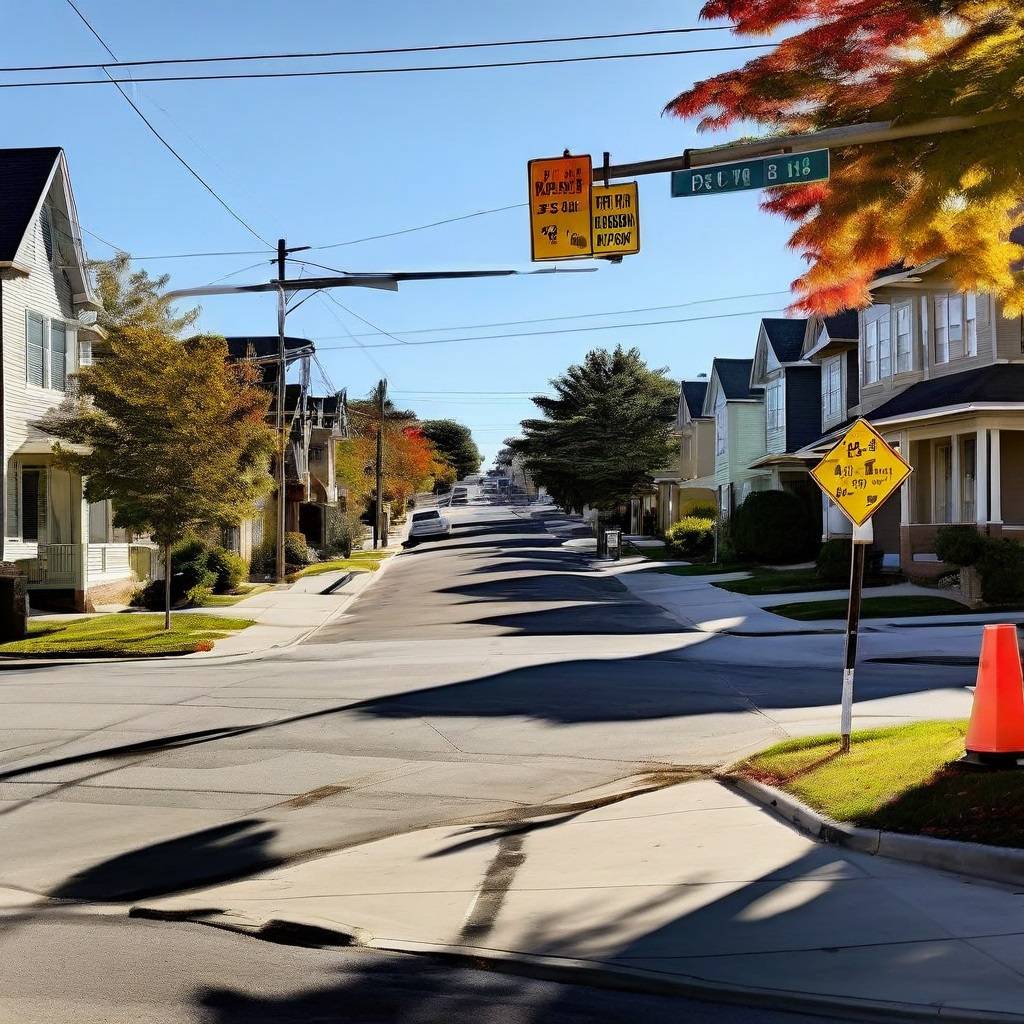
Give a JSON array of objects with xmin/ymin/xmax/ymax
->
[{"xmin": 964, "ymin": 624, "xmax": 1024, "ymax": 767}]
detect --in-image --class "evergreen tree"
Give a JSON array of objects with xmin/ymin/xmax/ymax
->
[
  {"xmin": 420, "ymin": 419, "xmax": 482, "ymax": 480},
  {"xmin": 666, "ymin": 2, "xmax": 1024, "ymax": 314},
  {"xmin": 39, "ymin": 327, "xmax": 276, "ymax": 628},
  {"xmin": 509, "ymin": 346, "xmax": 678, "ymax": 512},
  {"xmin": 91, "ymin": 252, "xmax": 200, "ymax": 336}
]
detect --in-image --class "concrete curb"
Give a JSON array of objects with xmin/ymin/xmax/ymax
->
[
  {"xmin": 728, "ymin": 775, "xmax": 1024, "ymax": 887},
  {"xmin": 131, "ymin": 905, "xmax": 1024, "ymax": 1023}
]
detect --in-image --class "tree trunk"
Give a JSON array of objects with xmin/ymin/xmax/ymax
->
[{"xmin": 163, "ymin": 541, "xmax": 172, "ymax": 631}]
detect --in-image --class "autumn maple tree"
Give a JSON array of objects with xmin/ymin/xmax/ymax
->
[{"xmin": 666, "ymin": 2, "xmax": 1024, "ymax": 314}]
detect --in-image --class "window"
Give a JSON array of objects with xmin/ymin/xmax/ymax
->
[
  {"xmin": 895, "ymin": 303, "xmax": 913, "ymax": 373},
  {"xmin": 715, "ymin": 405, "xmax": 726, "ymax": 456},
  {"xmin": 960, "ymin": 436, "xmax": 977, "ymax": 523},
  {"xmin": 88, "ymin": 500, "xmax": 110, "ymax": 544},
  {"xmin": 935, "ymin": 294, "xmax": 964, "ymax": 363},
  {"xmin": 21, "ymin": 470, "xmax": 42, "ymax": 542},
  {"xmin": 26, "ymin": 313, "xmax": 45, "ymax": 387},
  {"xmin": 822, "ymin": 357, "xmax": 842, "ymax": 419},
  {"xmin": 966, "ymin": 293, "xmax": 978, "ymax": 356},
  {"xmin": 865, "ymin": 319, "xmax": 878, "ymax": 383},
  {"xmin": 877, "ymin": 310, "xmax": 892, "ymax": 379},
  {"xmin": 766, "ymin": 380, "xmax": 784, "ymax": 430},
  {"xmin": 25, "ymin": 313, "xmax": 72, "ymax": 391}
]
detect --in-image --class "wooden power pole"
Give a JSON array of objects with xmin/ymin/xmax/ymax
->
[{"xmin": 373, "ymin": 378, "xmax": 387, "ymax": 549}]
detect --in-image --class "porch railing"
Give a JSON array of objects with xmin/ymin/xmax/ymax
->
[{"xmin": 21, "ymin": 544, "xmax": 76, "ymax": 585}]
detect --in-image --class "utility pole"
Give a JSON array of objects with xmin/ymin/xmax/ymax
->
[
  {"xmin": 275, "ymin": 238, "xmax": 287, "ymax": 583},
  {"xmin": 373, "ymin": 378, "xmax": 387, "ymax": 549}
]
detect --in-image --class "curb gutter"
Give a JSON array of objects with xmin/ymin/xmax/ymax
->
[
  {"xmin": 132, "ymin": 905, "xmax": 1024, "ymax": 1024},
  {"xmin": 728, "ymin": 775, "xmax": 1024, "ymax": 887}
]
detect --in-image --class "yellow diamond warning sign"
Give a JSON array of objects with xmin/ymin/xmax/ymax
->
[{"xmin": 810, "ymin": 419, "xmax": 912, "ymax": 527}]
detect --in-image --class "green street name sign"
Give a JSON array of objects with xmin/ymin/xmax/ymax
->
[{"xmin": 671, "ymin": 148, "xmax": 830, "ymax": 198}]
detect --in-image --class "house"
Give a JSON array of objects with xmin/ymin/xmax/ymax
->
[
  {"xmin": 799, "ymin": 262, "xmax": 1024, "ymax": 577},
  {"xmin": 224, "ymin": 337, "xmax": 348, "ymax": 559},
  {"xmin": 701, "ymin": 358, "xmax": 765, "ymax": 516},
  {"xmin": 653, "ymin": 379, "xmax": 716, "ymax": 532},
  {"xmin": 0, "ymin": 147, "xmax": 153, "ymax": 610}
]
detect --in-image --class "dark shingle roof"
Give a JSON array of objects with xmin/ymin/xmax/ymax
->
[
  {"xmin": 821, "ymin": 310, "xmax": 858, "ymax": 341},
  {"xmin": 681, "ymin": 380, "xmax": 708, "ymax": 418},
  {"xmin": 0, "ymin": 147, "xmax": 61, "ymax": 262},
  {"xmin": 762, "ymin": 318, "xmax": 807, "ymax": 363},
  {"xmin": 224, "ymin": 336, "xmax": 315, "ymax": 360},
  {"xmin": 869, "ymin": 365, "xmax": 1024, "ymax": 421},
  {"xmin": 714, "ymin": 358, "xmax": 759, "ymax": 400}
]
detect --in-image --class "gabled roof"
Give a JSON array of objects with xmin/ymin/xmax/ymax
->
[
  {"xmin": 0, "ymin": 147, "xmax": 62, "ymax": 262},
  {"xmin": 680, "ymin": 380, "xmax": 709, "ymax": 419},
  {"xmin": 761, "ymin": 318, "xmax": 807, "ymax": 364},
  {"xmin": 714, "ymin": 358, "xmax": 760, "ymax": 401},
  {"xmin": 868, "ymin": 364, "xmax": 1024, "ymax": 422},
  {"xmin": 821, "ymin": 310, "xmax": 858, "ymax": 341}
]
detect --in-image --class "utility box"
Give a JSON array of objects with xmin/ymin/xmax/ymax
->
[
  {"xmin": 604, "ymin": 529, "xmax": 622, "ymax": 561},
  {"xmin": 0, "ymin": 563, "xmax": 28, "ymax": 640}
]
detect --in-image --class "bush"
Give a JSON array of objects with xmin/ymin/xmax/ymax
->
[
  {"xmin": 133, "ymin": 536, "xmax": 216, "ymax": 609},
  {"xmin": 207, "ymin": 545, "xmax": 248, "ymax": 593},
  {"xmin": 325, "ymin": 504, "xmax": 367, "ymax": 558},
  {"xmin": 250, "ymin": 538, "xmax": 275, "ymax": 577},
  {"xmin": 816, "ymin": 538, "xmax": 852, "ymax": 584},
  {"xmin": 285, "ymin": 531, "xmax": 314, "ymax": 566},
  {"xmin": 977, "ymin": 539, "xmax": 1024, "ymax": 605},
  {"xmin": 665, "ymin": 515, "xmax": 715, "ymax": 559},
  {"xmin": 730, "ymin": 489, "xmax": 816, "ymax": 564},
  {"xmin": 935, "ymin": 525, "xmax": 985, "ymax": 567},
  {"xmin": 683, "ymin": 503, "xmax": 719, "ymax": 520}
]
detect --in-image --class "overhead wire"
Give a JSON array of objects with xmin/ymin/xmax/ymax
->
[
  {"xmin": 63, "ymin": 0, "xmax": 273, "ymax": 248},
  {"xmin": 0, "ymin": 26, "xmax": 735, "ymax": 73},
  {"xmin": 0, "ymin": 40, "xmax": 778, "ymax": 89}
]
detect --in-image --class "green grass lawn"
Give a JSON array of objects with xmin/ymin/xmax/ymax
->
[
  {"xmin": 0, "ymin": 613, "xmax": 253, "ymax": 657},
  {"xmin": 197, "ymin": 583, "xmax": 273, "ymax": 607},
  {"xmin": 739, "ymin": 721, "xmax": 1024, "ymax": 848},
  {"xmin": 766, "ymin": 595, "xmax": 968, "ymax": 620},
  {"xmin": 626, "ymin": 542, "xmax": 670, "ymax": 561},
  {"xmin": 288, "ymin": 548, "xmax": 393, "ymax": 580},
  {"xmin": 717, "ymin": 569, "xmax": 833, "ymax": 595},
  {"xmin": 655, "ymin": 563, "xmax": 753, "ymax": 577}
]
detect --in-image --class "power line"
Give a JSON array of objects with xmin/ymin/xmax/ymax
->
[
  {"xmin": 315, "ymin": 291, "xmax": 391, "ymax": 378},
  {"xmin": 0, "ymin": 26, "xmax": 735, "ymax": 73},
  {"xmin": 63, "ymin": 0, "xmax": 273, "ymax": 247},
  {"xmin": 316, "ymin": 290, "xmax": 793, "ymax": 339},
  {"xmin": 313, "ymin": 305, "xmax": 790, "ymax": 351},
  {"xmin": 1, "ymin": 41, "xmax": 778, "ymax": 89}
]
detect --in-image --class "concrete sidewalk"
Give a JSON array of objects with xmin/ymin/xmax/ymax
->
[{"xmin": 137, "ymin": 778, "xmax": 1024, "ymax": 1021}]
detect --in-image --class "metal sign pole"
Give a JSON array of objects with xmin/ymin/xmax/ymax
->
[{"xmin": 841, "ymin": 519, "xmax": 873, "ymax": 753}]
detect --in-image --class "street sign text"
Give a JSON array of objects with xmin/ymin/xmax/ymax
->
[
  {"xmin": 528, "ymin": 155, "xmax": 593, "ymax": 261},
  {"xmin": 671, "ymin": 149, "xmax": 830, "ymax": 199},
  {"xmin": 590, "ymin": 182, "xmax": 640, "ymax": 257}
]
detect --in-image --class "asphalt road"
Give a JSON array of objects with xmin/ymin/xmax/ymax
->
[
  {"xmin": 0, "ymin": 915, "xmax": 855, "ymax": 1023},
  {"xmin": 0, "ymin": 494, "xmax": 970, "ymax": 1020}
]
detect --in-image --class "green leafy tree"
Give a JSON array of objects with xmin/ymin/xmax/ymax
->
[
  {"xmin": 91, "ymin": 252, "xmax": 200, "ymax": 336},
  {"xmin": 39, "ymin": 326, "xmax": 276, "ymax": 628},
  {"xmin": 509, "ymin": 346, "xmax": 678, "ymax": 512},
  {"xmin": 420, "ymin": 419, "xmax": 482, "ymax": 480}
]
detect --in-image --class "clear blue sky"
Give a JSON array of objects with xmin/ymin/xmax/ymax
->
[{"xmin": 3, "ymin": 1, "xmax": 804, "ymax": 465}]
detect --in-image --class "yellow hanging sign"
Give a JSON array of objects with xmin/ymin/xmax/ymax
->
[
  {"xmin": 528, "ymin": 154, "xmax": 593, "ymax": 261},
  {"xmin": 591, "ymin": 182, "xmax": 640, "ymax": 257},
  {"xmin": 810, "ymin": 419, "xmax": 912, "ymax": 527}
]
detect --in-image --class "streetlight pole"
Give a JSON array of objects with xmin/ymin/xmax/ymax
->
[{"xmin": 275, "ymin": 238, "xmax": 287, "ymax": 583}]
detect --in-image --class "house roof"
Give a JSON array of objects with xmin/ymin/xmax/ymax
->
[
  {"xmin": 680, "ymin": 380, "xmax": 709, "ymax": 418},
  {"xmin": 224, "ymin": 336, "xmax": 316, "ymax": 360},
  {"xmin": 761, "ymin": 318, "xmax": 807, "ymax": 363},
  {"xmin": 714, "ymin": 358, "xmax": 760, "ymax": 400},
  {"xmin": 821, "ymin": 310, "xmax": 858, "ymax": 341},
  {"xmin": 869, "ymin": 364, "xmax": 1024, "ymax": 422},
  {"xmin": 0, "ymin": 147, "xmax": 62, "ymax": 262}
]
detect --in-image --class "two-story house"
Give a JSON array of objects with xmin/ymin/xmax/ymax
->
[
  {"xmin": 701, "ymin": 357, "xmax": 765, "ymax": 516},
  {"xmin": 800, "ymin": 263, "xmax": 1024, "ymax": 576},
  {"xmin": 1, "ymin": 147, "xmax": 151, "ymax": 610},
  {"xmin": 654, "ymin": 379, "xmax": 716, "ymax": 532}
]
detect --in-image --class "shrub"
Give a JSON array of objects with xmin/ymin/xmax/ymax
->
[
  {"xmin": 250, "ymin": 538, "xmax": 275, "ymax": 577},
  {"xmin": 207, "ymin": 545, "xmax": 248, "ymax": 593},
  {"xmin": 665, "ymin": 515, "xmax": 715, "ymax": 558},
  {"xmin": 977, "ymin": 539, "xmax": 1024, "ymax": 605},
  {"xmin": 935, "ymin": 525, "xmax": 985, "ymax": 567},
  {"xmin": 325, "ymin": 504, "xmax": 367, "ymax": 558},
  {"xmin": 285, "ymin": 531, "xmax": 314, "ymax": 566},
  {"xmin": 133, "ymin": 536, "xmax": 216, "ymax": 609},
  {"xmin": 730, "ymin": 489, "xmax": 816, "ymax": 564},
  {"xmin": 816, "ymin": 538, "xmax": 852, "ymax": 584},
  {"xmin": 683, "ymin": 503, "xmax": 719, "ymax": 520}
]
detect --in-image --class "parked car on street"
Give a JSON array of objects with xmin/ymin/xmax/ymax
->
[
  {"xmin": 406, "ymin": 509, "xmax": 452, "ymax": 544},
  {"xmin": 449, "ymin": 486, "xmax": 469, "ymax": 505}
]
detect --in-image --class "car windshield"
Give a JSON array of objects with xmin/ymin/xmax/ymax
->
[{"xmin": 413, "ymin": 510, "xmax": 440, "ymax": 521}]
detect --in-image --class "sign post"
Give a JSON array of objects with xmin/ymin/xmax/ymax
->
[{"xmin": 810, "ymin": 419, "xmax": 912, "ymax": 752}]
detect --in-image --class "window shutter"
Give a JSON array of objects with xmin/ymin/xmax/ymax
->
[
  {"xmin": 40, "ymin": 206, "xmax": 53, "ymax": 262},
  {"xmin": 50, "ymin": 321, "xmax": 67, "ymax": 391},
  {"xmin": 6, "ymin": 464, "xmax": 18, "ymax": 539},
  {"xmin": 26, "ymin": 313, "xmax": 45, "ymax": 387},
  {"xmin": 37, "ymin": 469, "xmax": 48, "ymax": 544}
]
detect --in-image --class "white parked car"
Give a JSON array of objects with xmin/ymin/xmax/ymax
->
[
  {"xmin": 449, "ymin": 486, "xmax": 469, "ymax": 505},
  {"xmin": 407, "ymin": 509, "xmax": 452, "ymax": 543}
]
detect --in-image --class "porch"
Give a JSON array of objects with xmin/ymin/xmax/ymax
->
[{"xmin": 21, "ymin": 542, "xmax": 157, "ymax": 588}]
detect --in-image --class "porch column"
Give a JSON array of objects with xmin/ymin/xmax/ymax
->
[
  {"xmin": 950, "ymin": 433, "xmax": 961, "ymax": 523},
  {"xmin": 976, "ymin": 428, "xmax": 989, "ymax": 525},
  {"xmin": 72, "ymin": 473, "xmax": 89, "ymax": 611},
  {"xmin": 990, "ymin": 428, "xmax": 1002, "ymax": 524},
  {"xmin": 899, "ymin": 431, "xmax": 910, "ymax": 526}
]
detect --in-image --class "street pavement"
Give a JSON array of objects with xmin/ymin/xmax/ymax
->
[{"xmin": 0, "ymin": 492, "xmax": 981, "ymax": 1018}]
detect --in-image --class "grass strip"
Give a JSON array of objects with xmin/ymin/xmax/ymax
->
[{"xmin": 766, "ymin": 595, "xmax": 967, "ymax": 620}]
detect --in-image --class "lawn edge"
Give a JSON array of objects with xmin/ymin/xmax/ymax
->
[{"xmin": 725, "ymin": 773, "xmax": 1024, "ymax": 887}]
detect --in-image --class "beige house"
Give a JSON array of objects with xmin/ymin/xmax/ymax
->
[
  {"xmin": 659, "ymin": 380, "xmax": 716, "ymax": 530},
  {"xmin": 800, "ymin": 261, "xmax": 1024, "ymax": 577},
  {"xmin": 0, "ymin": 147, "xmax": 153, "ymax": 610}
]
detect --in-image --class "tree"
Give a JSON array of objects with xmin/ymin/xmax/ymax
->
[
  {"xmin": 39, "ymin": 326, "xmax": 276, "ymax": 629},
  {"xmin": 508, "ymin": 346, "xmax": 678, "ymax": 512},
  {"xmin": 665, "ymin": 3, "xmax": 1024, "ymax": 315},
  {"xmin": 91, "ymin": 252, "xmax": 200, "ymax": 336},
  {"xmin": 420, "ymin": 419, "xmax": 482, "ymax": 480}
]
